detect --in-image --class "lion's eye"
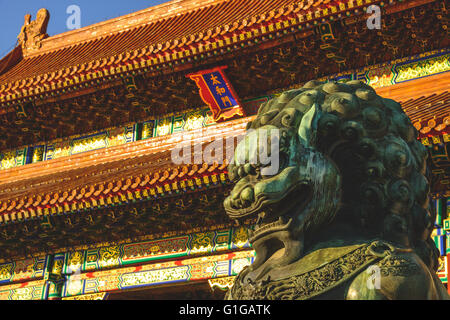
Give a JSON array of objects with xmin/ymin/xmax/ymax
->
[
  {"xmin": 367, "ymin": 168, "xmax": 377, "ymax": 177},
  {"xmin": 260, "ymin": 110, "xmax": 279, "ymax": 125}
]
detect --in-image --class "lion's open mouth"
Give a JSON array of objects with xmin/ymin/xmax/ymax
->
[
  {"xmin": 224, "ymin": 177, "xmax": 312, "ymax": 280},
  {"xmin": 250, "ymin": 216, "xmax": 293, "ymax": 242},
  {"xmin": 249, "ymin": 180, "xmax": 311, "ymax": 243},
  {"xmin": 225, "ymin": 178, "xmax": 312, "ymax": 266}
]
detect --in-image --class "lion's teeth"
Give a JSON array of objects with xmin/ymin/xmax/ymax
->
[{"xmin": 251, "ymin": 216, "xmax": 293, "ymax": 239}]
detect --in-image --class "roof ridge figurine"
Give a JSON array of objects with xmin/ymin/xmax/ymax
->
[{"xmin": 17, "ymin": 8, "xmax": 50, "ymax": 54}]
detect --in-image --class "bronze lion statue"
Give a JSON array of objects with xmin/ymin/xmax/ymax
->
[{"xmin": 223, "ymin": 80, "xmax": 448, "ymax": 300}]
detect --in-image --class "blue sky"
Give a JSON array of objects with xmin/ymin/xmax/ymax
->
[{"xmin": 0, "ymin": 0, "xmax": 168, "ymax": 58}]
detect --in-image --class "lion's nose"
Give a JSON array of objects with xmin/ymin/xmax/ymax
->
[
  {"xmin": 240, "ymin": 187, "xmax": 254, "ymax": 205},
  {"xmin": 228, "ymin": 186, "xmax": 254, "ymax": 209}
]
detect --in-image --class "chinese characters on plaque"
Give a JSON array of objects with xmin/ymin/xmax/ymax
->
[{"xmin": 187, "ymin": 66, "xmax": 245, "ymax": 122}]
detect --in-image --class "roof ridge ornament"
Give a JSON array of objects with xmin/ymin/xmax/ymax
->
[{"xmin": 17, "ymin": 8, "xmax": 50, "ymax": 55}]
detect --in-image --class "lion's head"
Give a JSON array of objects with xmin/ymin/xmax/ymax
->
[{"xmin": 224, "ymin": 80, "xmax": 438, "ymax": 283}]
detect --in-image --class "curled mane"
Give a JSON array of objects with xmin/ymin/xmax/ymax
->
[{"xmin": 249, "ymin": 79, "xmax": 438, "ymax": 271}]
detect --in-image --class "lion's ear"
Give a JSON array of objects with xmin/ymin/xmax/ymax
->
[{"xmin": 298, "ymin": 103, "xmax": 321, "ymax": 147}]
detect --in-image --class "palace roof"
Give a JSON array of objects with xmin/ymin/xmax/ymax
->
[
  {"xmin": 0, "ymin": 72, "xmax": 447, "ymax": 261},
  {"xmin": 0, "ymin": 0, "xmax": 436, "ymax": 106},
  {"xmin": 376, "ymin": 72, "xmax": 449, "ymax": 136},
  {"xmin": 0, "ymin": 116, "xmax": 250, "ymax": 261},
  {"xmin": 0, "ymin": 74, "xmax": 447, "ymax": 225},
  {"xmin": 0, "ymin": 0, "xmax": 447, "ymax": 262},
  {"xmin": 0, "ymin": 0, "xmax": 446, "ymax": 152},
  {"xmin": 0, "ymin": 116, "xmax": 249, "ymax": 221},
  {"xmin": 0, "ymin": 0, "xmax": 319, "ymax": 98}
]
